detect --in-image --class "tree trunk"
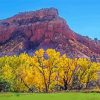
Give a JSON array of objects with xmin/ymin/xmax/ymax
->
[{"xmin": 63, "ymin": 78, "xmax": 68, "ymax": 90}]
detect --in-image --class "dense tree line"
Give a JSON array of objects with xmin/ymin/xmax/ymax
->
[{"xmin": 0, "ymin": 49, "xmax": 100, "ymax": 92}]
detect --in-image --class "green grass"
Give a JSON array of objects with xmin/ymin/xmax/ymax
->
[{"xmin": 0, "ymin": 92, "xmax": 100, "ymax": 100}]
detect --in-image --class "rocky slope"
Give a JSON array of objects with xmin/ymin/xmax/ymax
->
[{"xmin": 0, "ymin": 8, "xmax": 100, "ymax": 59}]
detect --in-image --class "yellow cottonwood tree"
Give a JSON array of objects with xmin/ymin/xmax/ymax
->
[
  {"xmin": 77, "ymin": 58, "xmax": 100, "ymax": 88},
  {"xmin": 0, "ymin": 49, "xmax": 100, "ymax": 92},
  {"xmin": 32, "ymin": 49, "xmax": 60, "ymax": 92}
]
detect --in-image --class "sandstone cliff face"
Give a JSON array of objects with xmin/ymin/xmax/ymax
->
[{"xmin": 0, "ymin": 8, "xmax": 100, "ymax": 58}]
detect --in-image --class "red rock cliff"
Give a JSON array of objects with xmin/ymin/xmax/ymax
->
[{"xmin": 0, "ymin": 8, "xmax": 100, "ymax": 58}]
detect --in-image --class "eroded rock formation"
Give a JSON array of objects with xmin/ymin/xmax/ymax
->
[{"xmin": 0, "ymin": 8, "xmax": 100, "ymax": 58}]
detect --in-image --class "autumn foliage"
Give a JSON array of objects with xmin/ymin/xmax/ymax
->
[{"xmin": 0, "ymin": 49, "xmax": 100, "ymax": 92}]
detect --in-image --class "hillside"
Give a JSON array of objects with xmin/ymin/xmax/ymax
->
[{"xmin": 0, "ymin": 8, "xmax": 100, "ymax": 59}]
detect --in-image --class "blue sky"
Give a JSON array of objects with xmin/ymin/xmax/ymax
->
[{"xmin": 0, "ymin": 0, "xmax": 100, "ymax": 39}]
